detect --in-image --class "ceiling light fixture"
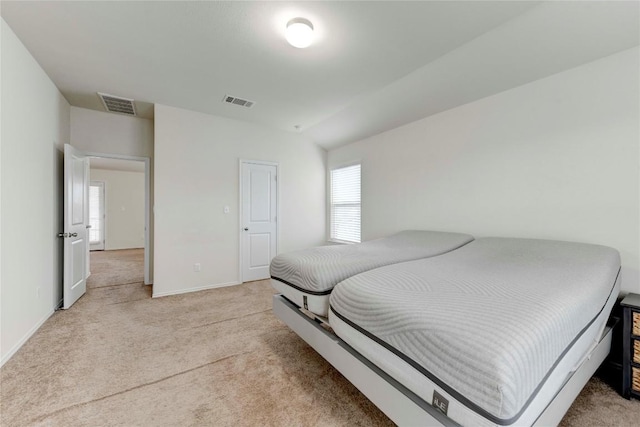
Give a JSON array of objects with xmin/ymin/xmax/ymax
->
[{"xmin": 286, "ymin": 17, "xmax": 314, "ymax": 48}]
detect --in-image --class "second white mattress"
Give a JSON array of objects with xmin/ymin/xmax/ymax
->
[{"xmin": 329, "ymin": 237, "xmax": 621, "ymax": 425}]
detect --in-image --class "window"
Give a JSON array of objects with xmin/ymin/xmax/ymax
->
[
  {"xmin": 330, "ymin": 163, "xmax": 361, "ymax": 243},
  {"xmin": 89, "ymin": 182, "xmax": 105, "ymax": 250}
]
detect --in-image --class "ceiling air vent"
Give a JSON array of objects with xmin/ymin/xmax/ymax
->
[
  {"xmin": 223, "ymin": 95, "xmax": 255, "ymax": 108},
  {"xmin": 98, "ymin": 93, "xmax": 136, "ymax": 116}
]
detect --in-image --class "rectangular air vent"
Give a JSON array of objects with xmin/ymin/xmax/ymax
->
[
  {"xmin": 223, "ymin": 95, "xmax": 255, "ymax": 108},
  {"xmin": 98, "ymin": 93, "xmax": 136, "ymax": 116}
]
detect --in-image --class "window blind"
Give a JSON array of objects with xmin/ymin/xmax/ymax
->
[{"xmin": 330, "ymin": 164, "xmax": 361, "ymax": 243}]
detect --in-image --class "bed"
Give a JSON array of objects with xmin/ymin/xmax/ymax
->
[
  {"xmin": 270, "ymin": 230, "xmax": 474, "ymax": 317},
  {"xmin": 274, "ymin": 237, "xmax": 621, "ymax": 426}
]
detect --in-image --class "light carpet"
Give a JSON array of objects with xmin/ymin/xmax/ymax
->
[
  {"xmin": 87, "ymin": 248, "xmax": 145, "ymax": 288},
  {"xmin": 1, "ymin": 250, "xmax": 638, "ymax": 426}
]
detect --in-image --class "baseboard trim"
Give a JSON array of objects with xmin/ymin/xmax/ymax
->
[
  {"xmin": 1, "ymin": 308, "xmax": 55, "ymax": 367},
  {"xmin": 152, "ymin": 281, "xmax": 241, "ymax": 298}
]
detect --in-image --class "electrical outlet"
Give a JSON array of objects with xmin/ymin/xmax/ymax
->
[{"xmin": 194, "ymin": 263, "xmax": 201, "ymax": 272}]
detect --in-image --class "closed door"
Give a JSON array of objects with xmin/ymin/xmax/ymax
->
[
  {"xmin": 62, "ymin": 144, "xmax": 89, "ymax": 309},
  {"xmin": 241, "ymin": 161, "xmax": 278, "ymax": 282}
]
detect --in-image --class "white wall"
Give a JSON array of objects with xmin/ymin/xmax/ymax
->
[
  {"xmin": 90, "ymin": 169, "xmax": 145, "ymax": 250},
  {"xmin": 70, "ymin": 107, "xmax": 154, "ymax": 280},
  {"xmin": 70, "ymin": 107, "xmax": 153, "ymax": 158},
  {"xmin": 1, "ymin": 19, "xmax": 70, "ymax": 365},
  {"xmin": 154, "ymin": 104, "xmax": 326, "ymax": 297},
  {"xmin": 329, "ymin": 47, "xmax": 640, "ymax": 294}
]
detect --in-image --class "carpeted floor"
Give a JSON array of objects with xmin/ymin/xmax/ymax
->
[
  {"xmin": 1, "ymin": 250, "xmax": 638, "ymax": 426},
  {"xmin": 87, "ymin": 248, "xmax": 145, "ymax": 289}
]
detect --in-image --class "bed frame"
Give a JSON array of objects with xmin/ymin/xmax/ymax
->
[{"xmin": 273, "ymin": 294, "xmax": 615, "ymax": 426}]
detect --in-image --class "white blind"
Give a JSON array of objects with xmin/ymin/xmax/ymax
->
[{"xmin": 330, "ymin": 164, "xmax": 361, "ymax": 243}]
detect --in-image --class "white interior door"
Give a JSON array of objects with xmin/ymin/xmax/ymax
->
[
  {"xmin": 89, "ymin": 181, "xmax": 105, "ymax": 250},
  {"xmin": 62, "ymin": 144, "xmax": 89, "ymax": 309},
  {"xmin": 241, "ymin": 161, "xmax": 278, "ymax": 282}
]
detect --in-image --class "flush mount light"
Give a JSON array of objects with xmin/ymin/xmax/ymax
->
[{"xmin": 286, "ymin": 17, "xmax": 314, "ymax": 48}]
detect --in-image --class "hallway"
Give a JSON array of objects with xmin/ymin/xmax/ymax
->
[
  {"xmin": 87, "ymin": 248, "xmax": 146, "ymax": 289},
  {"xmin": 83, "ymin": 248, "xmax": 151, "ymax": 305}
]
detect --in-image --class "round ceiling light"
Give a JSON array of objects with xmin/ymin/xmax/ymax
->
[{"xmin": 286, "ymin": 17, "xmax": 314, "ymax": 48}]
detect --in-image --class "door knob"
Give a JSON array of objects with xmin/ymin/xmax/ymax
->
[
  {"xmin": 244, "ymin": 227, "xmax": 249, "ymax": 231},
  {"xmin": 57, "ymin": 232, "xmax": 78, "ymax": 238}
]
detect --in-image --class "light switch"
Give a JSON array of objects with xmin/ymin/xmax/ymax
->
[{"xmin": 224, "ymin": 206, "xmax": 230, "ymax": 214}]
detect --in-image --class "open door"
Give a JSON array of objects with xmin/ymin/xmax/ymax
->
[{"xmin": 61, "ymin": 144, "xmax": 89, "ymax": 309}]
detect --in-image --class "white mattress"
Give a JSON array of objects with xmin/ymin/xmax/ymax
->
[
  {"xmin": 271, "ymin": 278, "xmax": 332, "ymax": 317},
  {"xmin": 329, "ymin": 237, "xmax": 621, "ymax": 426},
  {"xmin": 270, "ymin": 230, "xmax": 474, "ymax": 316}
]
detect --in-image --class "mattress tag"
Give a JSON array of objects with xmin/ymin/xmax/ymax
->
[{"xmin": 432, "ymin": 391, "xmax": 449, "ymax": 416}]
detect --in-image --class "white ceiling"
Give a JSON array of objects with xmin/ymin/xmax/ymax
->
[{"xmin": 2, "ymin": 1, "xmax": 638, "ymax": 149}]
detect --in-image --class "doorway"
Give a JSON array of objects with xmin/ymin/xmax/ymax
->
[
  {"xmin": 239, "ymin": 160, "xmax": 279, "ymax": 282},
  {"xmin": 62, "ymin": 144, "xmax": 152, "ymax": 309},
  {"xmin": 86, "ymin": 154, "xmax": 151, "ymax": 285}
]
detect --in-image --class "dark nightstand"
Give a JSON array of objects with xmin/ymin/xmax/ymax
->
[{"xmin": 621, "ymin": 293, "xmax": 640, "ymax": 399}]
